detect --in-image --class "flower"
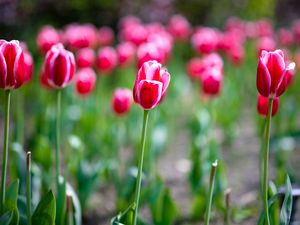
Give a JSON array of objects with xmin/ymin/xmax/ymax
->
[
  {"xmin": 75, "ymin": 68, "xmax": 96, "ymax": 96},
  {"xmin": 116, "ymin": 42, "xmax": 136, "ymax": 67},
  {"xmin": 167, "ymin": 15, "xmax": 191, "ymax": 41},
  {"xmin": 0, "ymin": 40, "xmax": 28, "ymax": 89},
  {"xmin": 36, "ymin": 25, "xmax": 61, "ymax": 54},
  {"xmin": 76, "ymin": 48, "xmax": 95, "ymax": 68},
  {"xmin": 98, "ymin": 26, "xmax": 114, "ymax": 46},
  {"xmin": 201, "ymin": 67, "xmax": 223, "ymax": 96},
  {"xmin": 257, "ymin": 49, "xmax": 295, "ymax": 98},
  {"xmin": 257, "ymin": 94, "xmax": 279, "ymax": 117},
  {"xmin": 256, "ymin": 37, "xmax": 276, "ymax": 55},
  {"xmin": 111, "ymin": 88, "xmax": 132, "ymax": 115},
  {"xmin": 96, "ymin": 47, "xmax": 118, "ymax": 74},
  {"xmin": 133, "ymin": 60, "xmax": 170, "ymax": 110},
  {"xmin": 42, "ymin": 43, "xmax": 76, "ymax": 89},
  {"xmin": 191, "ymin": 27, "xmax": 219, "ymax": 54}
]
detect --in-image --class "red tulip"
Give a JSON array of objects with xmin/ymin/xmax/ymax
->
[
  {"xmin": 0, "ymin": 40, "xmax": 29, "ymax": 89},
  {"xmin": 76, "ymin": 48, "xmax": 95, "ymax": 68},
  {"xmin": 96, "ymin": 47, "xmax": 118, "ymax": 74},
  {"xmin": 116, "ymin": 42, "xmax": 136, "ymax": 67},
  {"xmin": 75, "ymin": 68, "xmax": 96, "ymax": 96},
  {"xmin": 257, "ymin": 49, "xmax": 295, "ymax": 98},
  {"xmin": 167, "ymin": 15, "xmax": 191, "ymax": 41},
  {"xmin": 112, "ymin": 88, "xmax": 132, "ymax": 115},
  {"xmin": 133, "ymin": 60, "xmax": 170, "ymax": 110},
  {"xmin": 191, "ymin": 28, "xmax": 219, "ymax": 54},
  {"xmin": 36, "ymin": 25, "xmax": 61, "ymax": 54},
  {"xmin": 201, "ymin": 67, "xmax": 223, "ymax": 96},
  {"xmin": 42, "ymin": 43, "xmax": 76, "ymax": 89},
  {"xmin": 98, "ymin": 26, "xmax": 114, "ymax": 46},
  {"xmin": 257, "ymin": 94, "xmax": 279, "ymax": 117}
]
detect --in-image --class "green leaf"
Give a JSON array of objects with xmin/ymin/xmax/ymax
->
[
  {"xmin": 3, "ymin": 180, "xmax": 20, "ymax": 225},
  {"xmin": 111, "ymin": 203, "xmax": 135, "ymax": 225},
  {"xmin": 32, "ymin": 190, "xmax": 56, "ymax": 225},
  {"xmin": 0, "ymin": 211, "xmax": 13, "ymax": 225},
  {"xmin": 56, "ymin": 177, "xmax": 67, "ymax": 225},
  {"xmin": 17, "ymin": 196, "xmax": 28, "ymax": 225},
  {"xmin": 280, "ymin": 176, "xmax": 293, "ymax": 225}
]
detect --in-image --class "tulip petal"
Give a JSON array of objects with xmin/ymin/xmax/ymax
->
[
  {"xmin": 257, "ymin": 58, "xmax": 271, "ymax": 97},
  {"xmin": 137, "ymin": 80, "xmax": 163, "ymax": 110},
  {"xmin": 0, "ymin": 52, "xmax": 7, "ymax": 88}
]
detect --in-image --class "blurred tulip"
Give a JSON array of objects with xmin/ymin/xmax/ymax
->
[
  {"xmin": 98, "ymin": 26, "xmax": 114, "ymax": 46},
  {"xmin": 20, "ymin": 42, "xmax": 33, "ymax": 84},
  {"xmin": 0, "ymin": 40, "xmax": 29, "ymax": 89},
  {"xmin": 256, "ymin": 37, "xmax": 276, "ymax": 55},
  {"xmin": 64, "ymin": 24, "xmax": 98, "ymax": 49},
  {"xmin": 116, "ymin": 42, "xmax": 136, "ymax": 67},
  {"xmin": 96, "ymin": 47, "xmax": 118, "ymax": 74},
  {"xmin": 257, "ymin": 94, "xmax": 279, "ymax": 117},
  {"xmin": 278, "ymin": 28, "xmax": 294, "ymax": 47},
  {"xmin": 257, "ymin": 49, "xmax": 295, "ymax": 98},
  {"xmin": 292, "ymin": 20, "xmax": 300, "ymax": 43},
  {"xmin": 111, "ymin": 88, "xmax": 132, "ymax": 115},
  {"xmin": 75, "ymin": 68, "xmax": 96, "ymax": 96},
  {"xmin": 201, "ymin": 67, "xmax": 223, "ymax": 96},
  {"xmin": 76, "ymin": 48, "xmax": 95, "ymax": 68},
  {"xmin": 186, "ymin": 58, "xmax": 203, "ymax": 80},
  {"xmin": 191, "ymin": 27, "xmax": 219, "ymax": 54},
  {"xmin": 256, "ymin": 20, "xmax": 273, "ymax": 37},
  {"xmin": 42, "ymin": 43, "xmax": 76, "ymax": 88},
  {"xmin": 133, "ymin": 60, "xmax": 170, "ymax": 110},
  {"xmin": 120, "ymin": 22, "xmax": 147, "ymax": 46},
  {"xmin": 36, "ymin": 25, "xmax": 61, "ymax": 54},
  {"xmin": 167, "ymin": 15, "xmax": 191, "ymax": 41},
  {"xmin": 137, "ymin": 42, "xmax": 163, "ymax": 69},
  {"xmin": 227, "ymin": 44, "xmax": 244, "ymax": 66}
]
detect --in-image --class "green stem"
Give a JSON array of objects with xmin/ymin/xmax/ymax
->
[
  {"xmin": 262, "ymin": 98, "xmax": 273, "ymax": 225},
  {"xmin": 133, "ymin": 110, "xmax": 149, "ymax": 225},
  {"xmin": 0, "ymin": 90, "xmax": 11, "ymax": 212},
  {"xmin": 204, "ymin": 160, "xmax": 218, "ymax": 225},
  {"xmin": 26, "ymin": 152, "xmax": 32, "ymax": 225},
  {"xmin": 56, "ymin": 90, "xmax": 61, "ymax": 189}
]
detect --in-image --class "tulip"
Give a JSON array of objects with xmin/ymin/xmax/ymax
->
[
  {"xmin": 278, "ymin": 28, "xmax": 294, "ymax": 47},
  {"xmin": 96, "ymin": 47, "xmax": 118, "ymax": 74},
  {"xmin": 257, "ymin": 94, "xmax": 279, "ymax": 117},
  {"xmin": 186, "ymin": 58, "xmax": 204, "ymax": 80},
  {"xmin": 75, "ymin": 68, "xmax": 96, "ymax": 96},
  {"xmin": 116, "ymin": 42, "xmax": 136, "ymax": 67},
  {"xmin": 36, "ymin": 25, "xmax": 61, "ymax": 54},
  {"xmin": 191, "ymin": 28, "xmax": 219, "ymax": 54},
  {"xmin": 20, "ymin": 43, "xmax": 33, "ymax": 84},
  {"xmin": 201, "ymin": 67, "xmax": 223, "ymax": 96},
  {"xmin": 98, "ymin": 26, "xmax": 114, "ymax": 46},
  {"xmin": 167, "ymin": 15, "xmax": 191, "ymax": 41},
  {"xmin": 137, "ymin": 42, "xmax": 163, "ymax": 69},
  {"xmin": 257, "ymin": 49, "xmax": 295, "ymax": 98},
  {"xmin": 256, "ymin": 37, "xmax": 276, "ymax": 55},
  {"xmin": 256, "ymin": 19, "xmax": 273, "ymax": 37},
  {"xmin": 292, "ymin": 20, "xmax": 300, "ymax": 43},
  {"xmin": 227, "ymin": 44, "xmax": 244, "ymax": 66},
  {"xmin": 0, "ymin": 39, "xmax": 30, "ymax": 211},
  {"xmin": 111, "ymin": 88, "xmax": 132, "ymax": 115},
  {"xmin": 42, "ymin": 43, "xmax": 76, "ymax": 89},
  {"xmin": 120, "ymin": 22, "xmax": 147, "ymax": 46},
  {"xmin": 133, "ymin": 60, "xmax": 170, "ymax": 110},
  {"xmin": 76, "ymin": 48, "xmax": 95, "ymax": 68},
  {"xmin": 132, "ymin": 60, "xmax": 170, "ymax": 225}
]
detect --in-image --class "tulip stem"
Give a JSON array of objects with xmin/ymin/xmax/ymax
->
[
  {"xmin": 26, "ymin": 152, "xmax": 32, "ymax": 225},
  {"xmin": 262, "ymin": 98, "xmax": 273, "ymax": 225},
  {"xmin": 133, "ymin": 110, "xmax": 149, "ymax": 225},
  {"xmin": 0, "ymin": 90, "xmax": 11, "ymax": 212},
  {"xmin": 204, "ymin": 160, "xmax": 218, "ymax": 225},
  {"xmin": 56, "ymin": 90, "xmax": 61, "ymax": 189}
]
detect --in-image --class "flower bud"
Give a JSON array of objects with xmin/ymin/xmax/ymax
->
[
  {"xmin": 36, "ymin": 25, "xmax": 61, "ymax": 54},
  {"xmin": 96, "ymin": 47, "xmax": 118, "ymax": 74},
  {"xmin": 111, "ymin": 88, "xmax": 132, "ymax": 115},
  {"xmin": 76, "ymin": 48, "xmax": 95, "ymax": 68},
  {"xmin": 75, "ymin": 68, "xmax": 96, "ymax": 96}
]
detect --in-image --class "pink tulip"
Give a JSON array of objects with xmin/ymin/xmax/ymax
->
[
  {"xmin": 36, "ymin": 25, "xmax": 61, "ymax": 54},
  {"xmin": 111, "ymin": 88, "xmax": 132, "ymax": 115},
  {"xmin": 116, "ymin": 42, "xmax": 136, "ymax": 67},
  {"xmin": 167, "ymin": 15, "xmax": 191, "ymax": 41},
  {"xmin": 76, "ymin": 48, "xmax": 95, "ymax": 68},
  {"xmin": 75, "ymin": 68, "xmax": 96, "ymax": 96},
  {"xmin": 98, "ymin": 26, "xmax": 114, "ymax": 46},
  {"xmin": 191, "ymin": 27, "xmax": 219, "ymax": 54},
  {"xmin": 96, "ymin": 47, "xmax": 118, "ymax": 74}
]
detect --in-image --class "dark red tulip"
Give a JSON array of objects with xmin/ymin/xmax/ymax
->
[
  {"xmin": 36, "ymin": 25, "xmax": 61, "ymax": 54},
  {"xmin": 98, "ymin": 26, "xmax": 114, "ymax": 46},
  {"xmin": 0, "ymin": 40, "xmax": 28, "ymax": 89},
  {"xmin": 76, "ymin": 48, "xmax": 95, "ymax": 68},
  {"xmin": 257, "ymin": 49, "xmax": 295, "ymax": 98},
  {"xmin": 201, "ymin": 67, "xmax": 223, "ymax": 96},
  {"xmin": 257, "ymin": 94, "xmax": 279, "ymax": 117},
  {"xmin": 133, "ymin": 60, "xmax": 170, "ymax": 110},
  {"xmin": 42, "ymin": 43, "xmax": 76, "ymax": 88},
  {"xmin": 96, "ymin": 47, "xmax": 118, "ymax": 74},
  {"xmin": 112, "ymin": 88, "xmax": 132, "ymax": 115},
  {"xmin": 75, "ymin": 68, "xmax": 96, "ymax": 96}
]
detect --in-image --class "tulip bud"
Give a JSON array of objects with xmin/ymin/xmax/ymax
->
[
  {"xmin": 96, "ymin": 47, "xmax": 118, "ymax": 74},
  {"xmin": 257, "ymin": 94, "xmax": 279, "ymax": 117},
  {"xmin": 75, "ymin": 68, "xmax": 96, "ymax": 96},
  {"xmin": 36, "ymin": 25, "xmax": 61, "ymax": 54},
  {"xmin": 42, "ymin": 43, "xmax": 76, "ymax": 89},
  {"xmin": 76, "ymin": 48, "xmax": 95, "ymax": 68},
  {"xmin": 133, "ymin": 60, "xmax": 170, "ymax": 110},
  {"xmin": 111, "ymin": 88, "xmax": 132, "ymax": 115},
  {"xmin": 98, "ymin": 26, "xmax": 114, "ymax": 46},
  {"xmin": 256, "ymin": 49, "xmax": 295, "ymax": 98},
  {"xmin": 201, "ymin": 67, "xmax": 223, "ymax": 96},
  {"xmin": 0, "ymin": 40, "xmax": 28, "ymax": 89}
]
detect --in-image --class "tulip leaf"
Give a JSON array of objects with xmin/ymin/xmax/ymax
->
[
  {"xmin": 2, "ymin": 180, "xmax": 19, "ymax": 225},
  {"xmin": 0, "ymin": 211, "xmax": 13, "ymax": 225},
  {"xmin": 280, "ymin": 176, "xmax": 292, "ymax": 225},
  {"xmin": 111, "ymin": 203, "xmax": 135, "ymax": 225},
  {"xmin": 32, "ymin": 190, "xmax": 56, "ymax": 225},
  {"xmin": 56, "ymin": 176, "xmax": 66, "ymax": 225}
]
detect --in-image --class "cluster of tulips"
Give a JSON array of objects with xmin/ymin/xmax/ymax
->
[{"xmin": 0, "ymin": 13, "xmax": 300, "ymax": 225}]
